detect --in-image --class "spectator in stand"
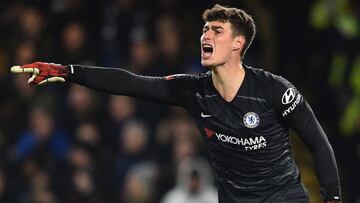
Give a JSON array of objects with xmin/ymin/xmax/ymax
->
[
  {"xmin": 66, "ymin": 84, "xmax": 101, "ymax": 130},
  {"xmin": 28, "ymin": 170, "xmax": 56, "ymax": 203},
  {"xmin": 154, "ymin": 14, "xmax": 185, "ymax": 75},
  {"xmin": 114, "ymin": 120, "xmax": 151, "ymax": 193},
  {"xmin": 161, "ymin": 157, "xmax": 217, "ymax": 203},
  {"xmin": 65, "ymin": 168, "xmax": 104, "ymax": 203},
  {"xmin": 59, "ymin": 22, "xmax": 95, "ymax": 65},
  {"xmin": 107, "ymin": 95, "xmax": 137, "ymax": 147},
  {"xmin": 121, "ymin": 162, "xmax": 158, "ymax": 203},
  {"xmin": 13, "ymin": 105, "xmax": 70, "ymax": 164}
]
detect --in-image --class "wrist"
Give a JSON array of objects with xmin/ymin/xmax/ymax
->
[
  {"xmin": 321, "ymin": 186, "xmax": 341, "ymax": 203},
  {"xmin": 66, "ymin": 64, "xmax": 74, "ymax": 74}
]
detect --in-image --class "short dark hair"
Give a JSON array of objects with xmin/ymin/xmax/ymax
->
[{"xmin": 202, "ymin": 4, "xmax": 256, "ymax": 58}]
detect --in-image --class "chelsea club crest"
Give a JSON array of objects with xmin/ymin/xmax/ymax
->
[{"xmin": 243, "ymin": 112, "xmax": 260, "ymax": 128}]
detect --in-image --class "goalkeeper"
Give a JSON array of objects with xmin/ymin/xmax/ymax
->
[{"xmin": 11, "ymin": 4, "xmax": 341, "ymax": 203}]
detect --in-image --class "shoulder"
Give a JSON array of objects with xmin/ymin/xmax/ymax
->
[
  {"xmin": 245, "ymin": 66, "xmax": 301, "ymax": 110},
  {"xmin": 245, "ymin": 65, "xmax": 273, "ymax": 79},
  {"xmin": 245, "ymin": 65, "xmax": 294, "ymax": 90},
  {"xmin": 162, "ymin": 72, "xmax": 210, "ymax": 98}
]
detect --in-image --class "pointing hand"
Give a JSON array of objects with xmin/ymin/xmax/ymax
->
[{"xmin": 11, "ymin": 62, "xmax": 69, "ymax": 85}]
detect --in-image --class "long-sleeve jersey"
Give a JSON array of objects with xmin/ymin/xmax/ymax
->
[{"xmin": 67, "ymin": 64, "xmax": 341, "ymax": 202}]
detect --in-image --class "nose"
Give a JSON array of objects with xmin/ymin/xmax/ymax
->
[{"xmin": 201, "ymin": 30, "xmax": 212, "ymax": 42}]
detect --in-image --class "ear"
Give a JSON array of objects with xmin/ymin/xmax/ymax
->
[{"xmin": 233, "ymin": 35, "xmax": 245, "ymax": 51}]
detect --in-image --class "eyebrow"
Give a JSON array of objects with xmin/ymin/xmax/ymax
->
[{"xmin": 203, "ymin": 25, "xmax": 224, "ymax": 31}]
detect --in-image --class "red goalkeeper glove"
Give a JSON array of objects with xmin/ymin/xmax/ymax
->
[{"xmin": 11, "ymin": 62, "xmax": 69, "ymax": 85}]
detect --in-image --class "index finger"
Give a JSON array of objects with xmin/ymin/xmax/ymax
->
[{"xmin": 10, "ymin": 66, "xmax": 40, "ymax": 74}]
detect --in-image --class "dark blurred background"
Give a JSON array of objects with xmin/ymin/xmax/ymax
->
[{"xmin": 0, "ymin": 0, "xmax": 359, "ymax": 202}]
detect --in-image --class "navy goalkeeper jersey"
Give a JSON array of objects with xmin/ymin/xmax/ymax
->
[
  {"xmin": 175, "ymin": 66, "xmax": 306, "ymax": 202},
  {"xmin": 68, "ymin": 64, "xmax": 341, "ymax": 202}
]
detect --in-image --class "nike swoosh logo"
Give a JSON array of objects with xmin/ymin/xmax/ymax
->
[{"xmin": 201, "ymin": 112, "xmax": 212, "ymax": 118}]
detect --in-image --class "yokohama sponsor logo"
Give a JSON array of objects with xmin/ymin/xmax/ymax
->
[{"xmin": 215, "ymin": 133, "xmax": 267, "ymax": 151}]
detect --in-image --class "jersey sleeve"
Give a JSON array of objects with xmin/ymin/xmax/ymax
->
[
  {"xmin": 66, "ymin": 65, "xmax": 197, "ymax": 107},
  {"xmin": 269, "ymin": 75, "xmax": 341, "ymax": 201}
]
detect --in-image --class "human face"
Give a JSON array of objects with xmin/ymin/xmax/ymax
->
[{"xmin": 200, "ymin": 21, "xmax": 237, "ymax": 68}]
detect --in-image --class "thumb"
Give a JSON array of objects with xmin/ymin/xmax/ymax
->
[{"xmin": 37, "ymin": 77, "xmax": 66, "ymax": 85}]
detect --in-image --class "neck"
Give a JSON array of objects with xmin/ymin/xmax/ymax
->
[{"xmin": 211, "ymin": 61, "xmax": 245, "ymax": 102}]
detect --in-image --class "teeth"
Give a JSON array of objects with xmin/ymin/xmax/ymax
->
[
  {"xmin": 202, "ymin": 43, "xmax": 213, "ymax": 57},
  {"xmin": 202, "ymin": 44, "xmax": 213, "ymax": 53}
]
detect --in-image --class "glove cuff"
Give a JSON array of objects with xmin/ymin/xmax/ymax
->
[
  {"xmin": 66, "ymin": 64, "xmax": 74, "ymax": 75},
  {"xmin": 320, "ymin": 186, "xmax": 341, "ymax": 201},
  {"xmin": 65, "ymin": 64, "xmax": 86, "ymax": 83}
]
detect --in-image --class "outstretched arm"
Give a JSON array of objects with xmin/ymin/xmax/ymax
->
[
  {"xmin": 271, "ymin": 75, "xmax": 341, "ymax": 202},
  {"xmin": 11, "ymin": 62, "xmax": 197, "ymax": 106}
]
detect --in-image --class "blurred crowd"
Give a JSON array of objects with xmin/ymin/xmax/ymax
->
[{"xmin": 0, "ymin": 0, "xmax": 359, "ymax": 203}]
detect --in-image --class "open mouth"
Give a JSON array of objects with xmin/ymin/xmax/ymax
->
[{"xmin": 202, "ymin": 44, "xmax": 213, "ymax": 58}]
